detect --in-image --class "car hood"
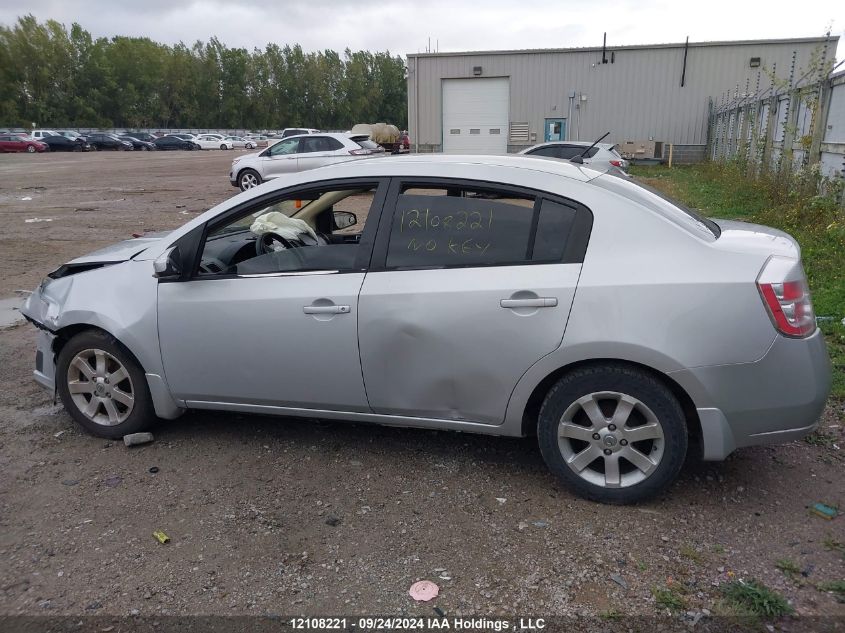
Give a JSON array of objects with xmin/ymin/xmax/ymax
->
[
  {"xmin": 66, "ymin": 231, "xmax": 173, "ymax": 265},
  {"xmin": 234, "ymin": 151, "xmax": 262, "ymax": 161}
]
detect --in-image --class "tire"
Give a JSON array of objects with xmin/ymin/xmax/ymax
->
[
  {"xmin": 140, "ymin": 145, "xmax": 148, "ymax": 151},
  {"xmin": 238, "ymin": 168, "xmax": 262, "ymax": 191},
  {"xmin": 537, "ymin": 364, "xmax": 687, "ymax": 504},
  {"xmin": 56, "ymin": 330, "xmax": 156, "ymax": 439},
  {"xmin": 220, "ymin": 144, "xmax": 227, "ymax": 150},
  {"xmin": 246, "ymin": 142, "xmax": 255, "ymax": 149},
  {"xmin": 26, "ymin": 145, "xmax": 36, "ymax": 153}
]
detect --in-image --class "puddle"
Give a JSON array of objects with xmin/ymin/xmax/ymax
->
[{"xmin": 0, "ymin": 297, "xmax": 25, "ymax": 327}]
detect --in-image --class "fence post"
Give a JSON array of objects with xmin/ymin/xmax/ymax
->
[{"xmin": 808, "ymin": 76, "xmax": 830, "ymax": 167}]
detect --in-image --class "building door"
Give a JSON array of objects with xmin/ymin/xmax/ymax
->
[
  {"xmin": 442, "ymin": 78, "xmax": 509, "ymax": 154},
  {"xmin": 544, "ymin": 118, "xmax": 566, "ymax": 142}
]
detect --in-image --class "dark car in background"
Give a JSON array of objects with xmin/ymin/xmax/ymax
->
[
  {"xmin": 87, "ymin": 133, "xmax": 133, "ymax": 151},
  {"xmin": 119, "ymin": 135, "xmax": 156, "ymax": 151},
  {"xmin": 153, "ymin": 136, "xmax": 199, "ymax": 151},
  {"xmin": 0, "ymin": 134, "xmax": 48, "ymax": 153},
  {"xmin": 59, "ymin": 130, "xmax": 88, "ymax": 143},
  {"xmin": 42, "ymin": 135, "xmax": 91, "ymax": 152},
  {"xmin": 123, "ymin": 131, "xmax": 158, "ymax": 142}
]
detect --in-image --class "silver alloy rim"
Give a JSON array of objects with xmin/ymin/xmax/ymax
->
[
  {"xmin": 27, "ymin": 145, "xmax": 36, "ymax": 153},
  {"xmin": 558, "ymin": 391, "xmax": 664, "ymax": 488},
  {"xmin": 240, "ymin": 173, "xmax": 258, "ymax": 189},
  {"xmin": 66, "ymin": 348, "xmax": 135, "ymax": 426}
]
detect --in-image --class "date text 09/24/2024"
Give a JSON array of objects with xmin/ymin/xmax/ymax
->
[{"xmin": 289, "ymin": 617, "xmax": 547, "ymax": 630}]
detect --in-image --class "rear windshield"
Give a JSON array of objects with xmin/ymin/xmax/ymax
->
[{"xmin": 593, "ymin": 173, "xmax": 721, "ymax": 239}]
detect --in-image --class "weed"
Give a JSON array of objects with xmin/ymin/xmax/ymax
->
[
  {"xmin": 680, "ymin": 544, "xmax": 704, "ymax": 564},
  {"xmin": 721, "ymin": 579, "xmax": 794, "ymax": 617},
  {"xmin": 816, "ymin": 580, "xmax": 845, "ymax": 600},
  {"xmin": 653, "ymin": 585, "xmax": 688, "ymax": 613},
  {"xmin": 775, "ymin": 559, "xmax": 800, "ymax": 575}
]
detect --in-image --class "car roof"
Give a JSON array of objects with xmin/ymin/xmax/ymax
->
[
  {"xmin": 318, "ymin": 153, "xmax": 601, "ymax": 182},
  {"xmin": 281, "ymin": 132, "xmax": 350, "ymax": 141}
]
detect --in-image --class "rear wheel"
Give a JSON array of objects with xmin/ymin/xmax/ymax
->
[
  {"xmin": 537, "ymin": 364, "xmax": 687, "ymax": 504},
  {"xmin": 56, "ymin": 330, "xmax": 156, "ymax": 439},
  {"xmin": 238, "ymin": 169, "xmax": 262, "ymax": 191}
]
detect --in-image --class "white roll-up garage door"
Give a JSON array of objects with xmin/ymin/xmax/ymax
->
[{"xmin": 442, "ymin": 78, "xmax": 509, "ymax": 154}]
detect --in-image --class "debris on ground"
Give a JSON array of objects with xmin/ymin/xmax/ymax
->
[
  {"xmin": 610, "ymin": 573, "xmax": 628, "ymax": 590},
  {"xmin": 24, "ymin": 218, "xmax": 51, "ymax": 223},
  {"xmin": 153, "ymin": 531, "xmax": 170, "ymax": 544},
  {"xmin": 325, "ymin": 515, "xmax": 341, "ymax": 527},
  {"xmin": 810, "ymin": 503, "xmax": 838, "ymax": 520},
  {"xmin": 104, "ymin": 475, "xmax": 122, "ymax": 487},
  {"xmin": 148, "ymin": 466, "xmax": 159, "ymax": 474},
  {"xmin": 408, "ymin": 580, "xmax": 439, "ymax": 602},
  {"xmin": 123, "ymin": 432, "xmax": 154, "ymax": 447}
]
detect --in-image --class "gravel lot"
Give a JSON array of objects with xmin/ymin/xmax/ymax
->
[{"xmin": 0, "ymin": 152, "xmax": 843, "ymax": 628}]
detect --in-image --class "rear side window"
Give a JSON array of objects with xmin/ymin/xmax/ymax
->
[
  {"xmin": 384, "ymin": 184, "xmax": 592, "ymax": 269},
  {"xmin": 355, "ymin": 139, "xmax": 380, "ymax": 150},
  {"xmin": 527, "ymin": 146, "xmax": 560, "ymax": 158}
]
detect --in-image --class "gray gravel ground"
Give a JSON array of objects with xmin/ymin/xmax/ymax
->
[{"xmin": 0, "ymin": 152, "xmax": 843, "ymax": 629}]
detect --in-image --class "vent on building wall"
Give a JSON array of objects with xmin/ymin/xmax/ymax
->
[
  {"xmin": 509, "ymin": 122, "xmax": 529, "ymax": 143},
  {"xmin": 750, "ymin": 57, "xmax": 761, "ymax": 68},
  {"xmin": 473, "ymin": 66, "xmax": 482, "ymax": 76}
]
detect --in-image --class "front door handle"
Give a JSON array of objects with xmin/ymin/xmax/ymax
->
[
  {"xmin": 500, "ymin": 297, "xmax": 558, "ymax": 309},
  {"xmin": 303, "ymin": 305, "xmax": 350, "ymax": 315}
]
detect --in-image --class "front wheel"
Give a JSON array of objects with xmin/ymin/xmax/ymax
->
[
  {"xmin": 537, "ymin": 364, "xmax": 687, "ymax": 504},
  {"xmin": 56, "ymin": 330, "xmax": 156, "ymax": 439},
  {"xmin": 245, "ymin": 142, "xmax": 255, "ymax": 149},
  {"xmin": 26, "ymin": 145, "xmax": 36, "ymax": 153},
  {"xmin": 220, "ymin": 144, "xmax": 228, "ymax": 150},
  {"xmin": 238, "ymin": 168, "xmax": 262, "ymax": 191}
]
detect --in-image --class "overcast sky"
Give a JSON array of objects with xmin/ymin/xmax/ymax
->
[{"xmin": 1, "ymin": 0, "xmax": 842, "ymax": 63}]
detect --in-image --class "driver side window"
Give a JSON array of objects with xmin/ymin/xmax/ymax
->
[
  {"xmin": 198, "ymin": 183, "xmax": 382, "ymax": 277},
  {"xmin": 269, "ymin": 138, "xmax": 300, "ymax": 156}
]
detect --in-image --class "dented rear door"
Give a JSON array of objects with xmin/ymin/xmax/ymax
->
[{"xmin": 357, "ymin": 178, "xmax": 590, "ymax": 425}]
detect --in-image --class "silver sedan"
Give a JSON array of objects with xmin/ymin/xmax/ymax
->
[{"xmin": 22, "ymin": 155, "xmax": 830, "ymax": 504}]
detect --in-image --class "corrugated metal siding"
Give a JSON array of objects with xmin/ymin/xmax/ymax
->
[{"xmin": 408, "ymin": 39, "xmax": 834, "ymax": 150}]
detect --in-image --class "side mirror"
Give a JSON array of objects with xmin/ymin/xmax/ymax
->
[
  {"xmin": 333, "ymin": 211, "xmax": 357, "ymax": 230},
  {"xmin": 153, "ymin": 246, "xmax": 182, "ymax": 279}
]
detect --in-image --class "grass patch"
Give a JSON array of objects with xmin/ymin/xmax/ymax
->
[
  {"xmin": 653, "ymin": 585, "xmax": 688, "ymax": 613},
  {"xmin": 804, "ymin": 429, "xmax": 837, "ymax": 447},
  {"xmin": 823, "ymin": 536, "xmax": 845, "ymax": 558},
  {"xmin": 816, "ymin": 580, "xmax": 845, "ymax": 602},
  {"xmin": 680, "ymin": 544, "xmax": 704, "ymax": 564},
  {"xmin": 598, "ymin": 609, "xmax": 623, "ymax": 620},
  {"xmin": 775, "ymin": 559, "xmax": 802, "ymax": 584},
  {"xmin": 631, "ymin": 163, "xmax": 845, "ymax": 403},
  {"xmin": 721, "ymin": 579, "xmax": 794, "ymax": 617}
]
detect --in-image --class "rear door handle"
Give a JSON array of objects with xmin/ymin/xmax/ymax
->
[
  {"xmin": 500, "ymin": 298, "xmax": 558, "ymax": 308},
  {"xmin": 303, "ymin": 305, "xmax": 350, "ymax": 314}
]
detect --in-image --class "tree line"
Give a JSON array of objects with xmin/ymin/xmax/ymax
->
[{"xmin": 0, "ymin": 15, "xmax": 408, "ymax": 130}]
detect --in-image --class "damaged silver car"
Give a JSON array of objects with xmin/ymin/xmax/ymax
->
[{"xmin": 22, "ymin": 155, "xmax": 831, "ymax": 503}]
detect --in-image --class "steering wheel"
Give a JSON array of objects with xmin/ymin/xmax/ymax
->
[{"xmin": 255, "ymin": 231, "xmax": 298, "ymax": 256}]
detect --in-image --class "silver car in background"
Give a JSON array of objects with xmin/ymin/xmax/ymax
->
[
  {"xmin": 520, "ymin": 141, "xmax": 629, "ymax": 174},
  {"xmin": 22, "ymin": 155, "xmax": 830, "ymax": 504},
  {"xmin": 229, "ymin": 132, "xmax": 381, "ymax": 190}
]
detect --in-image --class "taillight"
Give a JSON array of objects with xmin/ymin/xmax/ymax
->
[
  {"xmin": 609, "ymin": 159, "xmax": 622, "ymax": 167},
  {"xmin": 756, "ymin": 256, "xmax": 815, "ymax": 338},
  {"xmin": 349, "ymin": 149, "xmax": 371, "ymax": 155}
]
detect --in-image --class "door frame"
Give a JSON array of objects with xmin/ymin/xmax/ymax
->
[
  {"xmin": 544, "ymin": 118, "xmax": 567, "ymax": 142},
  {"xmin": 159, "ymin": 176, "xmax": 393, "ymax": 284}
]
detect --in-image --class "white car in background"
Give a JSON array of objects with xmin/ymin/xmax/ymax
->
[
  {"xmin": 229, "ymin": 132, "xmax": 381, "ymax": 190},
  {"xmin": 520, "ymin": 141, "xmax": 630, "ymax": 175},
  {"xmin": 194, "ymin": 134, "xmax": 234, "ymax": 150},
  {"xmin": 224, "ymin": 135, "xmax": 258, "ymax": 150},
  {"xmin": 31, "ymin": 129, "xmax": 62, "ymax": 141}
]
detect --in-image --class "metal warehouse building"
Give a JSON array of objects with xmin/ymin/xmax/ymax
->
[{"xmin": 407, "ymin": 36, "xmax": 838, "ymax": 162}]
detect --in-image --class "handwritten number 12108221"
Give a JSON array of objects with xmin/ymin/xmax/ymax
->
[{"xmin": 399, "ymin": 208, "xmax": 493, "ymax": 255}]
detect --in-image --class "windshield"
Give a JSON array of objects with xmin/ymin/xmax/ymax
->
[{"xmin": 593, "ymin": 173, "xmax": 721, "ymax": 239}]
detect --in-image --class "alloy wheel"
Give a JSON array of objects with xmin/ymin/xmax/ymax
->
[
  {"xmin": 240, "ymin": 172, "xmax": 259, "ymax": 189},
  {"xmin": 66, "ymin": 348, "xmax": 135, "ymax": 426},
  {"xmin": 557, "ymin": 391, "xmax": 664, "ymax": 488}
]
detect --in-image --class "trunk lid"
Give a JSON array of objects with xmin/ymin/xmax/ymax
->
[{"xmin": 710, "ymin": 219, "xmax": 800, "ymax": 259}]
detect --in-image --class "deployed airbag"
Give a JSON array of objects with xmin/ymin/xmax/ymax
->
[{"xmin": 250, "ymin": 212, "xmax": 317, "ymax": 241}]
